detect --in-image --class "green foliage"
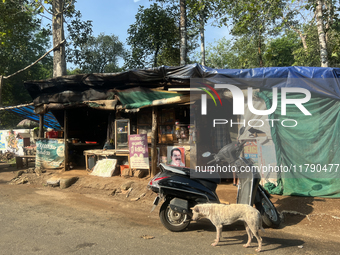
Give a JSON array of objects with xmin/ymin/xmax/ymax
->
[
  {"xmin": 67, "ymin": 68, "xmax": 82, "ymax": 75},
  {"xmin": 203, "ymin": 37, "xmax": 234, "ymax": 69},
  {"xmin": 66, "ymin": 9, "xmax": 93, "ymax": 69},
  {"xmin": 206, "ymin": 0, "xmax": 287, "ymax": 67},
  {"xmin": 126, "ymin": 4, "xmax": 180, "ymax": 68},
  {"xmin": 290, "ymin": 24, "xmax": 320, "ymax": 67},
  {"xmin": 204, "ymin": 36, "xmax": 265, "ymax": 69},
  {"xmin": 265, "ymin": 30, "xmax": 302, "ymax": 67},
  {"xmin": 68, "ymin": 33, "xmax": 126, "ymax": 73}
]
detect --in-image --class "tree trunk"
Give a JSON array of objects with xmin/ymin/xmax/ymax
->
[
  {"xmin": 52, "ymin": 0, "xmax": 67, "ymax": 77},
  {"xmin": 180, "ymin": 0, "xmax": 187, "ymax": 66},
  {"xmin": 199, "ymin": 0, "xmax": 205, "ymax": 66},
  {"xmin": 0, "ymin": 76, "xmax": 3, "ymax": 106},
  {"xmin": 258, "ymin": 32, "xmax": 263, "ymax": 67},
  {"xmin": 291, "ymin": 26, "xmax": 308, "ymax": 50},
  {"xmin": 316, "ymin": 0, "xmax": 328, "ymax": 67},
  {"xmin": 154, "ymin": 46, "xmax": 159, "ymax": 67},
  {"xmin": 151, "ymin": 106, "xmax": 158, "ymax": 177}
]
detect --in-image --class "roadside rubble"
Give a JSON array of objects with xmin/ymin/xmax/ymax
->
[
  {"xmin": 43, "ymin": 171, "xmax": 151, "ymax": 203},
  {"xmin": 9, "ymin": 167, "xmax": 45, "ymax": 185},
  {"xmin": 46, "ymin": 176, "xmax": 79, "ymax": 189},
  {"xmin": 9, "ymin": 176, "xmax": 29, "ymax": 185}
]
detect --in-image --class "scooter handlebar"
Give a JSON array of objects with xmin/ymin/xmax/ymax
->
[{"xmin": 207, "ymin": 159, "xmax": 216, "ymax": 165}]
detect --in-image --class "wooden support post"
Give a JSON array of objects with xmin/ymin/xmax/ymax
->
[
  {"xmin": 151, "ymin": 106, "xmax": 158, "ymax": 177},
  {"xmin": 63, "ymin": 109, "xmax": 68, "ymax": 171},
  {"xmin": 39, "ymin": 114, "xmax": 44, "ymax": 138}
]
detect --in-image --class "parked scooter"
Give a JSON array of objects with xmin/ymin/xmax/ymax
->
[{"xmin": 147, "ymin": 141, "xmax": 281, "ymax": 232}]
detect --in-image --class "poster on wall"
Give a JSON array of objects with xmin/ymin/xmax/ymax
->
[
  {"xmin": 243, "ymin": 140, "xmax": 258, "ymax": 163},
  {"xmin": 129, "ymin": 134, "xmax": 149, "ymax": 169},
  {"xmin": 0, "ymin": 130, "xmax": 7, "ymax": 151},
  {"xmin": 167, "ymin": 146, "xmax": 185, "ymax": 167},
  {"xmin": 36, "ymin": 139, "xmax": 65, "ymax": 169},
  {"xmin": 0, "ymin": 129, "xmax": 31, "ymax": 154}
]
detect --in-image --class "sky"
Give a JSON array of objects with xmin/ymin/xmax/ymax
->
[{"xmin": 72, "ymin": 0, "xmax": 231, "ymax": 66}]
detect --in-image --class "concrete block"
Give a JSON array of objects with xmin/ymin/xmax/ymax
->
[{"xmin": 60, "ymin": 177, "xmax": 79, "ymax": 189}]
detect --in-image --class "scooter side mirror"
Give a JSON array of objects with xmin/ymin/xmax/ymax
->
[{"xmin": 202, "ymin": 152, "xmax": 211, "ymax": 157}]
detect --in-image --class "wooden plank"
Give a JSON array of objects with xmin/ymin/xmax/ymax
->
[{"xmin": 63, "ymin": 110, "xmax": 68, "ymax": 171}]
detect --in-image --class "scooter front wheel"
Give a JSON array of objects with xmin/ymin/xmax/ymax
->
[{"xmin": 159, "ymin": 200, "xmax": 190, "ymax": 232}]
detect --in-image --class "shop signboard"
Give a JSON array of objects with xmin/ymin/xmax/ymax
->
[
  {"xmin": 36, "ymin": 139, "xmax": 65, "ymax": 169},
  {"xmin": 129, "ymin": 134, "xmax": 149, "ymax": 169}
]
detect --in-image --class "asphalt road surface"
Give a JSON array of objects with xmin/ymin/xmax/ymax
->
[{"xmin": 0, "ymin": 183, "xmax": 339, "ymax": 255}]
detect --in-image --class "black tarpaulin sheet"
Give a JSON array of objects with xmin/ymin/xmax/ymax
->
[{"xmin": 24, "ymin": 65, "xmax": 340, "ymax": 106}]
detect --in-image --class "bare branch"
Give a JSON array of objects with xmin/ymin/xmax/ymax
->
[
  {"xmin": 38, "ymin": 13, "xmax": 53, "ymax": 21},
  {"xmin": 4, "ymin": 40, "xmax": 66, "ymax": 80}
]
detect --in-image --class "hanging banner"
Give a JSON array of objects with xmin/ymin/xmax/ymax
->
[
  {"xmin": 128, "ymin": 134, "xmax": 149, "ymax": 169},
  {"xmin": 36, "ymin": 139, "xmax": 65, "ymax": 169}
]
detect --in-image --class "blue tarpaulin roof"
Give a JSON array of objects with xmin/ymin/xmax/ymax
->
[
  {"xmin": 198, "ymin": 65, "xmax": 340, "ymax": 100},
  {"xmin": 0, "ymin": 103, "xmax": 61, "ymax": 129}
]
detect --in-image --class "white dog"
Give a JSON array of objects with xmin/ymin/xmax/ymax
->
[{"xmin": 191, "ymin": 203, "xmax": 264, "ymax": 252}]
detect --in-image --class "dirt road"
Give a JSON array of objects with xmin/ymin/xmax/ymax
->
[
  {"xmin": 1, "ymin": 163, "xmax": 340, "ymax": 254},
  {"xmin": 1, "ymin": 181, "xmax": 340, "ymax": 254}
]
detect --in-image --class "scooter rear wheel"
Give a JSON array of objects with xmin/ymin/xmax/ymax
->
[
  {"xmin": 159, "ymin": 200, "xmax": 190, "ymax": 232},
  {"xmin": 259, "ymin": 193, "xmax": 281, "ymax": 228}
]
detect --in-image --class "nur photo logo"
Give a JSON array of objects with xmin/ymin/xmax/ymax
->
[
  {"xmin": 199, "ymin": 83, "xmax": 223, "ymax": 115},
  {"xmin": 198, "ymin": 83, "xmax": 312, "ymax": 128}
]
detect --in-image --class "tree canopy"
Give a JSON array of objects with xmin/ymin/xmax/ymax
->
[
  {"xmin": 68, "ymin": 33, "xmax": 126, "ymax": 73},
  {"xmin": 0, "ymin": 0, "xmax": 52, "ymax": 128},
  {"xmin": 126, "ymin": 4, "xmax": 180, "ymax": 68}
]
